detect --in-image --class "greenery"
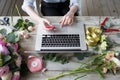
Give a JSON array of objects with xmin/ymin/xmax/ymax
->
[
  {"xmin": 47, "ymin": 26, "xmax": 120, "ymax": 80},
  {"xmin": 42, "ymin": 53, "xmax": 71, "ymax": 64},
  {"xmin": 11, "ymin": 5, "xmax": 34, "ymax": 32},
  {"xmin": 0, "ymin": 28, "xmax": 22, "ymax": 80}
]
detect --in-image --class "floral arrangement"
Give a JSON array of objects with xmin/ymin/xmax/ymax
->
[
  {"xmin": 12, "ymin": 5, "xmax": 35, "ymax": 39},
  {"xmin": 0, "ymin": 5, "xmax": 35, "ymax": 80},
  {"xmin": 0, "ymin": 29, "xmax": 21, "ymax": 80},
  {"xmin": 47, "ymin": 26, "xmax": 120, "ymax": 80}
]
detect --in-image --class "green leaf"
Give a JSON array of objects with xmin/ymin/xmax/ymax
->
[
  {"xmin": 0, "ymin": 54, "xmax": 3, "ymax": 67},
  {"xmin": 8, "ymin": 62, "xmax": 20, "ymax": 72},
  {"xmin": 7, "ymin": 46, "xmax": 14, "ymax": 53},
  {"xmin": 13, "ymin": 19, "xmax": 24, "ymax": 30},
  {"xmin": 25, "ymin": 19, "xmax": 29, "ymax": 23},
  {"xmin": 28, "ymin": 22, "xmax": 34, "ymax": 26},
  {"xmin": 2, "ymin": 55, "xmax": 11, "ymax": 64},
  {"xmin": 0, "ymin": 28, "xmax": 7, "ymax": 35},
  {"xmin": 6, "ymin": 32, "xmax": 16, "ymax": 43},
  {"xmin": 96, "ymin": 69, "xmax": 104, "ymax": 78},
  {"xmin": 74, "ymin": 52, "xmax": 93, "ymax": 60},
  {"xmin": 42, "ymin": 53, "xmax": 70, "ymax": 64}
]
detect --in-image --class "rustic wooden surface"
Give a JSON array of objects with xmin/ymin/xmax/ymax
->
[
  {"xmin": 0, "ymin": 16, "xmax": 120, "ymax": 80},
  {"xmin": 1, "ymin": 0, "xmax": 120, "ymax": 16},
  {"xmin": 19, "ymin": 16, "xmax": 120, "ymax": 80}
]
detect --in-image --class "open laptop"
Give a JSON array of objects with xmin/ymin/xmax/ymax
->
[{"xmin": 35, "ymin": 22, "xmax": 87, "ymax": 53}]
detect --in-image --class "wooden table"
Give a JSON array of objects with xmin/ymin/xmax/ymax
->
[{"xmin": 1, "ymin": 16, "xmax": 120, "ymax": 80}]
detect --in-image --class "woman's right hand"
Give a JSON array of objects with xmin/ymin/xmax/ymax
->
[{"xmin": 39, "ymin": 18, "xmax": 54, "ymax": 30}]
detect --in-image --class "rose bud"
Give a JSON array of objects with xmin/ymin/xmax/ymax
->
[
  {"xmin": 15, "ymin": 55, "xmax": 22, "ymax": 67},
  {"xmin": 23, "ymin": 33, "xmax": 30, "ymax": 39},
  {"xmin": 12, "ymin": 71, "xmax": 20, "ymax": 80},
  {"xmin": 0, "ymin": 40, "xmax": 10, "ymax": 55},
  {"xmin": 28, "ymin": 26, "xmax": 35, "ymax": 32},
  {"xmin": 13, "ymin": 43, "xmax": 18, "ymax": 52},
  {"xmin": 102, "ymin": 67, "xmax": 107, "ymax": 73},
  {"xmin": 19, "ymin": 30, "xmax": 26, "ymax": 36}
]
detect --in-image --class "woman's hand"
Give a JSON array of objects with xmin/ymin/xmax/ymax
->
[
  {"xmin": 39, "ymin": 18, "xmax": 54, "ymax": 30},
  {"xmin": 59, "ymin": 12, "xmax": 74, "ymax": 27}
]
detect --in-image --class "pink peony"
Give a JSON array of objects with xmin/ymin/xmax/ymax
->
[
  {"xmin": 0, "ymin": 40, "xmax": 10, "ymax": 55},
  {"xmin": 0, "ymin": 65, "xmax": 9, "ymax": 77},
  {"xmin": 12, "ymin": 71, "xmax": 20, "ymax": 80}
]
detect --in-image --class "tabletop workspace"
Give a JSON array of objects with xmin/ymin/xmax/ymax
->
[{"xmin": 0, "ymin": 16, "xmax": 120, "ymax": 80}]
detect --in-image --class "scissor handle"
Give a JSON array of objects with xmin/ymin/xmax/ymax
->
[
  {"xmin": 3, "ymin": 17, "xmax": 10, "ymax": 25},
  {"xmin": 45, "ymin": 26, "xmax": 56, "ymax": 29},
  {"xmin": 101, "ymin": 17, "xmax": 108, "ymax": 26},
  {"xmin": 0, "ymin": 19, "xmax": 4, "ymax": 25}
]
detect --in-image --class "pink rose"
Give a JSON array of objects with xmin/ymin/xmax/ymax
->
[
  {"xmin": 28, "ymin": 26, "xmax": 35, "ymax": 32},
  {"xmin": 0, "ymin": 65, "xmax": 9, "ymax": 77},
  {"xmin": 0, "ymin": 40, "xmax": 10, "ymax": 55}
]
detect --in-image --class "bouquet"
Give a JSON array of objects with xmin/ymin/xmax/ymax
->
[{"xmin": 0, "ymin": 29, "xmax": 21, "ymax": 80}]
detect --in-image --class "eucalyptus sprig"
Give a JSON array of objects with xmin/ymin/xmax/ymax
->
[{"xmin": 42, "ymin": 53, "xmax": 70, "ymax": 64}]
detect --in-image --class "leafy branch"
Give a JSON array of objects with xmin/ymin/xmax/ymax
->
[{"xmin": 42, "ymin": 53, "xmax": 71, "ymax": 64}]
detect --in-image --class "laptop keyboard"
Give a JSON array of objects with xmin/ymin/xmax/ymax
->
[{"xmin": 42, "ymin": 34, "xmax": 80, "ymax": 47}]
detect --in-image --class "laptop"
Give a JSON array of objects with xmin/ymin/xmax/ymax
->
[{"xmin": 35, "ymin": 22, "xmax": 87, "ymax": 53}]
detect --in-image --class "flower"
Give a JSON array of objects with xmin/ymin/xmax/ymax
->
[
  {"xmin": 102, "ymin": 67, "xmax": 107, "ymax": 73},
  {"xmin": 105, "ymin": 51, "xmax": 114, "ymax": 60},
  {"xmin": 12, "ymin": 71, "xmax": 20, "ymax": 80},
  {"xmin": 28, "ymin": 26, "xmax": 35, "ymax": 32},
  {"xmin": 0, "ymin": 65, "xmax": 9, "ymax": 77},
  {"xmin": 0, "ymin": 40, "xmax": 10, "ymax": 55},
  {"xmin": 0, "ymin": 28, "xmax": 22, "ymax": 80},
  {"xmin": 100, "ymin": 41, "xmax": 107, "ymax": 50},
  {"xmin": 1, "ymin": 72, "xmax": 12, "ymax": 80},
  {"xmin": 23, "ymin": 33, "xmax": 30, "ymax": 39},
  {"xmin": 15, "ymin": 53, "xmax": 22, "ymax": 67},
  {"xmin": 100, "ymin": 35, "xmax": 107, "ymax": 42},
  {"xmin": 111, "ymin": 57, "xmax": 120, "ymax": 67},
  {"xmin": 7, "ymin": 43, "xmax": 18, "ymax": 52}
]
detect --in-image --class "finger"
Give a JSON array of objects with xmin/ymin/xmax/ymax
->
[
  {"xmin": 64, "ymin": 17, "xmax": 69, "ymax": 25},
  {"xmin": 60, "ymin": 17, "xmax": 66, "ymax": 27},
  {"xmin": 67, "ymin": 18, "xmax": 71, "ymax": 25},
  {"xmin": 44, "ymin": 19, "xmax": 51, "ymax": 25},
  {"xmin": 70, "ymin": 19, "xmax": 73, "ymax": 25}
]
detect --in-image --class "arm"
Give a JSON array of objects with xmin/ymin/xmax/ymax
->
[
  {"xmin": 60, "ymin": 0, "xmax": 79, "ymax": 26},
  {"xmin": 22, "ymin": 0, "xmax": 51, "ymax": 29}
]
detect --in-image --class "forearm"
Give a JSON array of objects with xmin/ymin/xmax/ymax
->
[
  {"xmin": 67, "ymin": 5, "xmax": 78, "ymax": 15},
  {"xmin": 25, "ymin": 6, "xmax": 42, "ymax": 23}
]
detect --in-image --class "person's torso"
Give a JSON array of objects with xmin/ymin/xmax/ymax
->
[{"xmin": 43, "ymin": 0, "xmax": 67, "ymax": 3}]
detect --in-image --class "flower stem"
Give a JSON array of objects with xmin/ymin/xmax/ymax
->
[
  {"xmin": 15, "ymin": 5, "xmax": 23, "ymax": 20},
  {"xmin": 47, "ymin": 67, "xmax": 95, "ymax": 80}
]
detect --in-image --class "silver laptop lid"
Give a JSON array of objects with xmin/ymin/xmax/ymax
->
[{"xmin": 35, "ymin": 22, "xmax": 87, "ymax": 52}]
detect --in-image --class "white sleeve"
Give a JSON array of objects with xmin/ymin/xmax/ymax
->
[
  {"xmin": 70, "ymin": 0, "xmax": 80, "ymax": 12},
  {"xmin": 22, "ymin": 0, "xmax": 35, "ymax": 11}
]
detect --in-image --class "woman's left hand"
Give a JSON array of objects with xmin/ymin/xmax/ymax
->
[{"xmin": 59, "ymin": 12, "xmax": 74, "ymax": 27}]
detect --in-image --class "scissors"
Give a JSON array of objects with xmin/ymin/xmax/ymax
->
[
  {"xmin": 0, "ymin": 17, "xmax": 10, "ymax": 26},
  {"xmin": 100, "ymin": 17, "xmax": 120, "ymax": 32}
]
